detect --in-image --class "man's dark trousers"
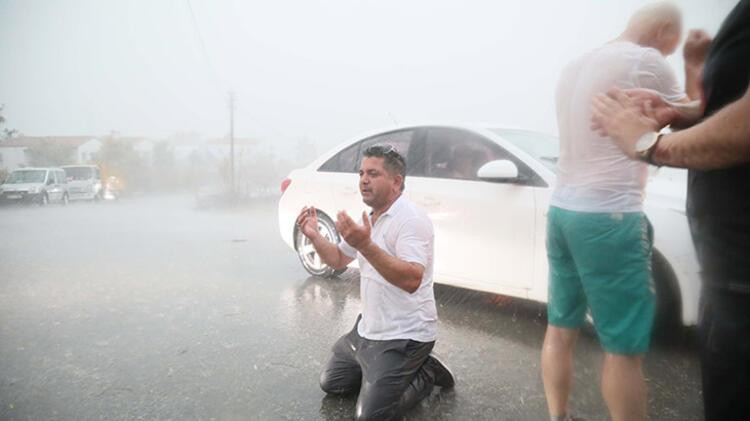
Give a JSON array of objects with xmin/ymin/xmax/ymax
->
[{"xmin": 319, "ymin": 315, "xmax": 437, "ymax": 421}]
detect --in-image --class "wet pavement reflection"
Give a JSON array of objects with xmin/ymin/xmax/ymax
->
[{"xmin": 0, "ymin": 196, "xmax": 702, "ymax": 420}]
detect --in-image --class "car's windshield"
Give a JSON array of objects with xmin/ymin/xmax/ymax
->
[
  {"xmin": 490, "ymin": 128, "xmax": 559, "ymax": 171},
  {"xmin": 5, "ymin": 169, "xmax": 47, "ymax": 184},
  {"xmin": 64, "ymin": 167, "xmax": 94, "ymax": 180}
]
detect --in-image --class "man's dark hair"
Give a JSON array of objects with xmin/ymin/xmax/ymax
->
[{"xmin": 363, "ymin": 144, "xmax": 406, "ymax": 192}]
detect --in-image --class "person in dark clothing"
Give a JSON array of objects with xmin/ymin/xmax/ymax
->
[{"xmin": 590, "ymin": 2, "xmax": 750, "ymax": 418}]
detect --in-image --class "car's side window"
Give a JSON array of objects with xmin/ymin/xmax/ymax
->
[
  {"xmin": 355, "ymin": 130, "xmax": 415, "ymax": 172},
  {"xmin": 423, "ymin": 127, "xmax": 541, "ymax": 185},
  {"xmin": 319, "ymin": 130, "xmax": 418, "ymax": 174},
  {"xmin": 319, "ymin": 142, "xmax": 360, "ymax": 173},
  {"xmin": 423, "ymin": 128, "xmax": 504, "ymax": 180}
]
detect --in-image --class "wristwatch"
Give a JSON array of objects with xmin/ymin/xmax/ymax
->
[{"xmin": 634, "ymin": 132, "xmax": 663, "ymax": 165}]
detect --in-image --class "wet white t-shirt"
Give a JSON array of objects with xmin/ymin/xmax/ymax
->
[
  {"xmin": 552, "ymin": 41, "xmax": 686, "ymax": 212},
  {"xmin": 339, "ymin": 195, "xmax": 437, "ymax": 343}
]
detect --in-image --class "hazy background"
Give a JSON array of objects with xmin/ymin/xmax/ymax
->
[{"xmin": 0, "ymin": 0, "xmax": 739, "ymax": 156}]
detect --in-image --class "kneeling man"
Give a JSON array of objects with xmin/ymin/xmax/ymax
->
[{"xmin": 296, "ymin": 145, "xmax": 454, "ymax": 421}]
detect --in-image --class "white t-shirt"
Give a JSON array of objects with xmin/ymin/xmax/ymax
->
[
  {"xmin": 551, "ymin": 41, "xmax": 687, "ymax": 212},
  {"xmin": 339, "ymin": 195, "xmax": 437, "ymax": 343}
]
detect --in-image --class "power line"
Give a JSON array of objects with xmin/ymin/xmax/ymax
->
[{"xmin": 184, "ymin": 0, "xmax": 224, "ymax": 94}]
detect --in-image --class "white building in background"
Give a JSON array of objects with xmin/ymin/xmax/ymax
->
[
  {"xmin": 75, "ymin": 138, "xmax": 102, "ymax": 163},
  {"xmin": 0, "ymin": 136, "xmax": 102, "ymax": 170},
  {"xmin": 0, "ymin": 142, "xmax": 28, "ymax": 170}
]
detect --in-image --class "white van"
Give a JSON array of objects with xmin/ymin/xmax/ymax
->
[
  {"xmin": 61, "ymin": 165, "xmax": 102, "ymax": 201},
  {"xmin": 0, "ymin": 167, "xmax": 69, "ymax": 205}
]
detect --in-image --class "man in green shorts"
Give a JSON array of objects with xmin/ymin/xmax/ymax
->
[{"xmin": 541, "ymin": 3, "xmax": 700, "ymax": 421}]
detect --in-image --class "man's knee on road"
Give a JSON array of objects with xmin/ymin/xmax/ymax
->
[
  {"xmin": 355, "ymin": 397, "xmax": 397, "ymax": 421},
  {"xmin": 319, "ymin": 369, "xmax": 358, "ymax": 395}
]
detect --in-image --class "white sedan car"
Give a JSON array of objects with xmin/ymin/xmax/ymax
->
[{"xmin": 278, "ymin": 124, "xmax": 701, "ymax": 328}]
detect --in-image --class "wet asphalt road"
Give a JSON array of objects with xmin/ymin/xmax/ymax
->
[{"xmin": 0, "ymin": 195, "xmax": 703, "ymax": 420}]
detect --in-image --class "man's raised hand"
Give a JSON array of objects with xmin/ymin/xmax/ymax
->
[
  {"xmin": 296, "ymin": 206, "xmax": 320, "ymax": 240},
  {"xmin": 683, "ymin": 29, "xmax": 712, "ymax": 69},
  {"xmin": 336, "ymin": 211, "xmax": 372, "ymax": 250}
]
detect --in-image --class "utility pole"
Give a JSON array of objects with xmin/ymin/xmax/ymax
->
[{"xmin": 228, "ymin": 91, "xmax": 235, "ymax": 199}]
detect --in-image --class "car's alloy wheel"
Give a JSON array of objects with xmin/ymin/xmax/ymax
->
[{"xmin": 295, "ymin": 212, "xmax": 347, "ymax": 277}]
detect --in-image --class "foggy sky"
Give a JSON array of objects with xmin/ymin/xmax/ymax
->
[{"xmin": 0, "ymin": 0, "xmax": 739, "ymax": 152}]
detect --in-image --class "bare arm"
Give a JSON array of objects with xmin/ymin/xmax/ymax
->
[
  {"xmin": 683, "ymin": 29, "xmax": 713, "ymax": 102},
  {"xmin": 654, "ymin": 84, "xmax": 750, "ymax": 170},
  {"xmin": 336, "ymin": 211, "xmax": 425, "ymax": 294},
  {"xmin": 684, "ymin": 64, "xmax": 703, "ymax": 102},
  {"xmin": 358, "ymin": 242, "xmax": 424, "ymax": 294},
  {"xmin": 296, "ymin": 207, "xmax": 354, "ymax": 270},
  {"xmin": 309, "ymin": 233, "xmax": 354, "ymax": 270}
]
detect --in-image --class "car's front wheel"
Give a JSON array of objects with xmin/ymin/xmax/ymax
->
[
  {"xmin": 652, "ymin": 250, "xmax": 681, "ymax": 336},
  {"xmin": 295, "ymin": 211, "xmax": 347, "ymax": 277}
]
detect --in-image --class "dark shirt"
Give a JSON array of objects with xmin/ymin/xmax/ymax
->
[{"xmin": 687, "ymin": 0, "xmax": 750, "ymax": 292}]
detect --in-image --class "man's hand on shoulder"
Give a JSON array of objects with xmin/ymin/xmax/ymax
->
[
  {"xmin": 618, "ymin": 88, "xmax": 679, "ymax": 129},
  {"xmin": 336, "ymin": 211, "xmax": 372, "ymax": 250},
  {"xmin": 591, "ymin": 88, "xmax": 661, "ymax": 159}
]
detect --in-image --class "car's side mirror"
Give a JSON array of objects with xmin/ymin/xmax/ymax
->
[
  {"xmin": 46, "ymin": 178, "xmax": 54, "ymax": 185},
  {"xmin": 477, "ymin": 160, "xmax": 519, "ymax": 181}
]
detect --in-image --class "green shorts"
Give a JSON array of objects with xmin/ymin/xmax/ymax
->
[{"xmin": 546, "ymin": 206, "xmax": 655, "ymax": 355}]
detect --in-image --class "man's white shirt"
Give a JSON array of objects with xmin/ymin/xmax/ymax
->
[
  {"xmin": 552, "ymin": 41, "xmax": 687, "ymax": 212},
  {"xmin": 338, "ymin": 195, "xmax": 437, "ymax": 343}
]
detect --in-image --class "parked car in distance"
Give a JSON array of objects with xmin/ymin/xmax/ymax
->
[
  {"xmin": 0, "ymin": 167, "xmax": 69, "ymax": 206},
  {"xmin": 62, "ymin": 165, "xmax": 103, "ymax": 201},
  {"xmin": 278, "ymin": 124, "xmax": 701, "ymax": 331}
]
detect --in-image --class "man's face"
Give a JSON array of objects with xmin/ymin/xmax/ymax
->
[{"xmin": 359, "ymin": 156, "xmax": 399, "ymax": 208}]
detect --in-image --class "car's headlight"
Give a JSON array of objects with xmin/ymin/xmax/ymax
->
[{"xmin": 28, "ymin": 186, "xmax": 38, "ymax": 194}]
